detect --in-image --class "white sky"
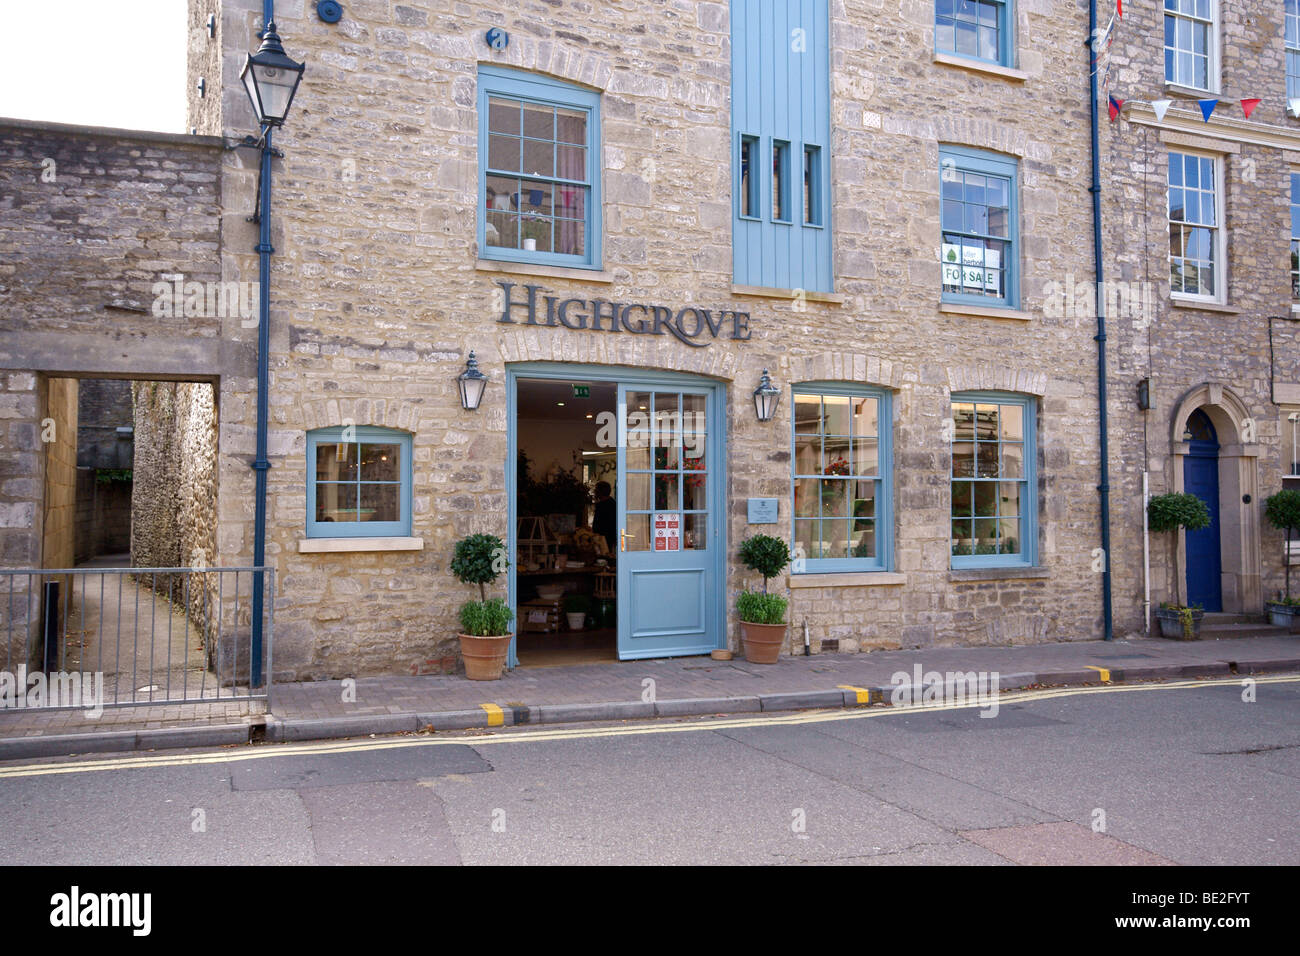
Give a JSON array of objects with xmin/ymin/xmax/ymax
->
[{"xmin": 0, "ymin": 0, "xmax": 187, "ymax": 133}]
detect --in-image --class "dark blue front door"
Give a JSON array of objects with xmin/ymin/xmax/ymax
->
[{"xmin": 1183, "ymin": 409, "xmax": 1222, "ymax": 612}]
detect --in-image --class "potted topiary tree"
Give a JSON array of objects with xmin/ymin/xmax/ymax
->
[
  {"xmin": 1264, "ymin": 489, "xmax": 1300, "ymax": 631},
  {"xmin": 736, "ymin": 534, "xmax": 791, "ymax": 664},
  {"xmin": 450, "ymin": 533, "xmax": 514, "ymax": 680},
  {"xmin": 1148, "ymin": 492, "xmax": 1211, "ymax": 639}
]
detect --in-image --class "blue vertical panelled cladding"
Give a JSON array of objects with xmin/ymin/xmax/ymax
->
[{"xmin": 732, "ymin": 0, "xmax": 832, "ymax": 293}]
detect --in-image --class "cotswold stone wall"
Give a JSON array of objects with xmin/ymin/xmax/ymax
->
[
  {"xmin": 206, "ymin": 0, "xmax": 1110, "ymax": 679},
  {"xmin": 1102, "ymin": 0, "xmax": 1300, "ymax": 624},
  {"xmin": 0, "ymin": 120, "xmax": 223, "ymax": 337},
  {"xmin": 0, "ymin": 116, "xmax": 240, "ymax": 666},
  {"xmin": 0, "ymin": 373, "xmax": 43, "ymax": 667},
  {"xmin": 130, "ymin": 381, "xmax": 219, "ymax": 633}
]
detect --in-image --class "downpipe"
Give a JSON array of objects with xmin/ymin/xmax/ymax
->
[{"xmin": 1088, "ymin": 0, "xmax": 1115, "ymax": 641}]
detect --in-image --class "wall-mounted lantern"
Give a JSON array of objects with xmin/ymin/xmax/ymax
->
[
  {"xmin": 240, "ymin": 22, "xmax": 306, "ymax": 128},
  {"xmin": 458, "ymin": 351, "xmax": 488, "ymax": 410},
  {"xmin": 753, "ymin": 368, "xmax": 780, "ymax": 422}
]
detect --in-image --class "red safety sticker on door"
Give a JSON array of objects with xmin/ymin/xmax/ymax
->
[{"xmin": 653, "ymin": 512, "xmax": 680, "ymax": 551}]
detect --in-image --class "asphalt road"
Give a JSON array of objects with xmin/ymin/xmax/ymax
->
[{"xmin": 0, "ymin": 676, "xmax": 1297, "ymax": 865}]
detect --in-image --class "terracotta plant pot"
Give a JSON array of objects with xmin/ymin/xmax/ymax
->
[
  {"xmin": 459, "ymin": 633, "xmax": 513, "ymax": 680},
  {"xmin": 740, "ymin": 621, "xmax": 787, "ymax": 664}
]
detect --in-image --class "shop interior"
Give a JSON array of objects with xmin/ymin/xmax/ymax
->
[{"xmin": 514, "ymin": 378, "xmax": 618, "ymax": 666}]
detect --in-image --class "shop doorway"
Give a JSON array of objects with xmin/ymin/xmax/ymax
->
[{"xmin": 506, "ymin": 365, "xmax": 725, "ymax": 666}]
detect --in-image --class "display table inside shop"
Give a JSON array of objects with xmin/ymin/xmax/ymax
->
[{"xmin": 517, "ymin": 564, "xmax": 616, "ymax": 632}]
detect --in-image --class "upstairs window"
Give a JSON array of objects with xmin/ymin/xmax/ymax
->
[
  {"xmin": 940, "ymin": 146, "xmax": 1018, "ymax": 309},
  {"xmin": 1291, "ymin": 172, "xmax": 1300, "ymax": 300},
  {"xmin": 935, "ymin": 0, "xmax": 1011, "ymax": 66},
  {"xmin": 1288, "ymin": 1, "xmax": 1300, "ymax": 102},
  {"xmin": 478, "ymin": 66, "xmax": 601, "ymax": 269},
  {"xmin": 1164, "ymin": 0, "xmax": 1215, "ymax": 91},
  {"xmin": 1167, "ymin": 151, "xmax": 1222, "ymax": 301}
]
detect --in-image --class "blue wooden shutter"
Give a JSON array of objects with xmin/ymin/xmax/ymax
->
[{"xmin": 732, "ymin": 0, "xmax": 832, "ymax": 293}]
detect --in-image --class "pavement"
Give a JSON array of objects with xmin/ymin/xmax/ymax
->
[{"xmin": 1, "ymin": 630, "xmax": 1297, "ymax": 759}]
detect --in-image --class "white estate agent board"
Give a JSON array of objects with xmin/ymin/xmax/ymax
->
[
  {"xmin": 653, "ymin": 512, "xmax": 680, "ymax": 551},
  {"xmin": 941, "ymin": 243, "xmax": 1001, "ymax": 294}
]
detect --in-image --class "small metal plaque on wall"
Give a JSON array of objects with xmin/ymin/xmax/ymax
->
[{"xmin": 747, "ymin": 498, "xmax": 778, "ymax": 524}]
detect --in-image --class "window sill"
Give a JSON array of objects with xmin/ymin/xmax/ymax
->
[
  {"xmin": 932, "ymin": 52, "xmax": 1027, "ymax": 83},
  {"xmin": 1165, "ymin": 82, "xmax": 1219, "ymax": 100},
  {"xmin": 789, "ymin": 571, "xmax": 906, "ymax": 588},
  {"xmin": 476, "ymin": 259, "xmax": 614, "ymax": 284},
  {"xmin": 297, "ymin": 537, "xmax": 424, "ymax": 554},
  {"xmin": 1169, "ymin": 296, "xmax": 1239, "ymax": 314},
  {"xmin": 949, "ymin": 566, "xmax": 1048, "ymax": 582},
  {"xmin": 939, "ymin": 301, "xmax": 1032, "ymax": 321},
  {"xmin": 731, "ymin": 284, "xmax": 845, "ymax": 304}
]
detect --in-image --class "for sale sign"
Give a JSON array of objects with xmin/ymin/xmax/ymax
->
[{"xmin": 653, "ymin": 512, "xmax": 680, "ymax": 551}]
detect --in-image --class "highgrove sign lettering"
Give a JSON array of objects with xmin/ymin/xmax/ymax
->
[{"xmin": 494, "ymin": 281, "xmax": 752, "ymax": 347}]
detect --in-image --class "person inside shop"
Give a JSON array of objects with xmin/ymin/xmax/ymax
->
[{"xmin": 592, "ymin": 480, "xmax": 616, "ymax": 553}]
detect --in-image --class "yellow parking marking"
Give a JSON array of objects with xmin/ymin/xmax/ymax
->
[
  {"xmin": 478, "ymin": 703, "xmax": 505, "ymax": 727},
  {"xmin": 0, "ymin": 675, "xmax": 1294, "ymax": 780},
  {"xmin": 838, "ymin": 684, "xmax": 873, "ymax": 704},
  {"xmin": 1084, "ymin": 665, "xmax": 1111, "ymax": 682}
]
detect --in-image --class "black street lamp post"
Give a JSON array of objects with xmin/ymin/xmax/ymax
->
[{"xmin": 235, "ymin": 21, "xmax": 304, "ymax": 687}]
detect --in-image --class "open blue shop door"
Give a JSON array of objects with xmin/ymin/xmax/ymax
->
[{"xmin": 616, "ymin": 383, "xmax": 723, "ymax": 659}]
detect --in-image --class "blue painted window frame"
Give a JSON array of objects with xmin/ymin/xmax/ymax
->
[
  {"xmin": 803, "ymin": 145, "xmax": 823, "ymax": 227},
  {"xmin": 939, "ymin": 145, "xmax": 1019, "ymax": 310},
  {"xmin": 306, "ymin": 426, "xmax": 413, "ymax": 538},
  {"xmin": 950, "ymin": 391, "xmax": 1036, "ymax": 569},
  {"xmin": 790, "ymin": 383, "xmax": 894, "ymax": 574},
  {"xmin": 477, "ymin": 65, "xmax": 602, "ymax": 270},
  {"xmin": 772, "ymin": 139, "xmax": 792, "ymax": 224},
  {"xmin": 739, "ymin": 135, "xmax": 761, "ymax": 220},
  {"xmin": 935, "ymin": 0, "xmax": 1014, "ymax": 67}
]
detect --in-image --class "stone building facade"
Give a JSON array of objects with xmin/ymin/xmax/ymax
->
[
  {"xmin": 186, "ymin": 0, "xmax": 1111, "ymax": 679},
  {"xmin": 4, "ymin": 0, "xmax": 1295, "ymax": 681},
  {"xmin": 1101, "ymin": 0, "xmax": 1300, "ymax": 627}
]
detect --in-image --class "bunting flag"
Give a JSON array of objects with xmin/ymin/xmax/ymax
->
[
  {"xmin": 1117, "ymin": 0, "xmax": 1123, "ymax": 17},
  {"xmin": 1110, "ymin": 94, "xmax": 1268, "ymax": 124}
]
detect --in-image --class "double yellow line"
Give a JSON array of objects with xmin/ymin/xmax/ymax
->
[{"xmin": 0, "ymin": 674, "xmax": 1293, "ymax": 780}]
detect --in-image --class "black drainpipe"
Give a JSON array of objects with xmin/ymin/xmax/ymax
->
[{"xmin": 1087, "ymin": 0, "xmax": 1115, "ymax": 640}]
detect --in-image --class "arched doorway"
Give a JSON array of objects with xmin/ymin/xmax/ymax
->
[
  {"xmin": 1168, "ymin": 384, "xmax": 1262, "ymax": 614},
  {"xmin": 1183, "ymin": 409, "xmax": 1222, "ymax": 611}
]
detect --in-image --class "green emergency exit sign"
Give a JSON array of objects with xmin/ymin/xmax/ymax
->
[{"xmin": 572, "ymin": 384, "xmax": 590, "ymax": 398}]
